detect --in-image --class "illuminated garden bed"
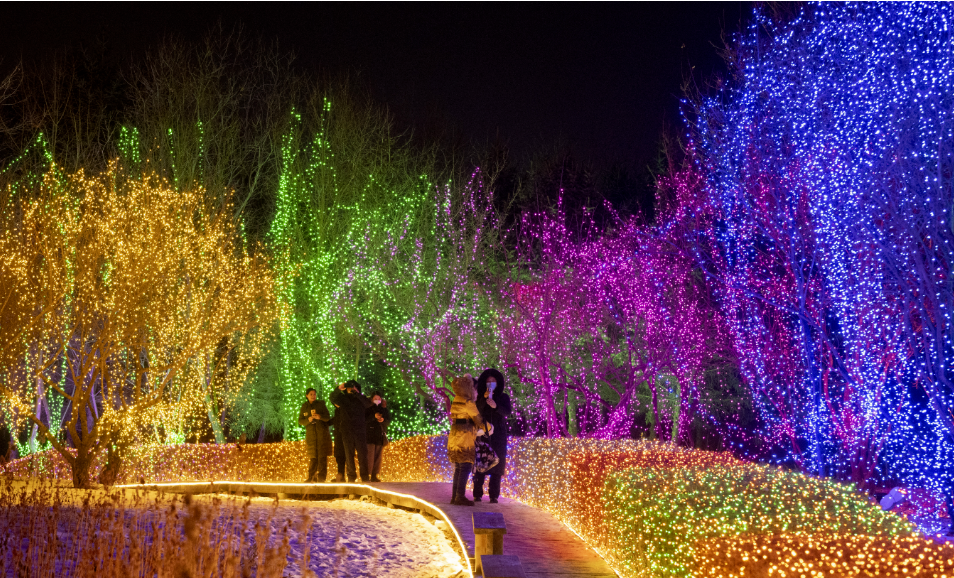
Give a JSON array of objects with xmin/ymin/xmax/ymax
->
[{"xmin": 6, "ymin": 435, "xmax": 951, "ymax": 578}]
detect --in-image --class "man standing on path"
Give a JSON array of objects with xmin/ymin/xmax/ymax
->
[
  {"xmin": 298, "ymin": 387, "xmax": 332, "ymax": 483},
  {"xmin": 330, "ymin": 379, "xmax": 372, "ymax": 482}
]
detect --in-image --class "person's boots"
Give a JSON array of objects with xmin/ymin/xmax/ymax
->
[{"xmin": 452, "ymin": 496, "xmax": 475, "ymax": 506}]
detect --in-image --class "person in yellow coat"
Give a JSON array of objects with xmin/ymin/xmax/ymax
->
[{"xmin": 446, "ymin": 374, "xmax": 487, "ymax": 506}]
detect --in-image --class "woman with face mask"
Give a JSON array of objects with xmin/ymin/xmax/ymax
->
[
  {"xmin": 365, "ymin": 391, "xmax": 391, "ymax": 482},
  {"xmin": 473, "ymin": 368, "xmax": 512, "ymax": 503}
]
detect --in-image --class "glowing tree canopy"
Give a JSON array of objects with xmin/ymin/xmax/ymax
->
[
  {"xmin": 683, "ymin": 2, "xmax": 954, "ymax": 484},
  {"xmin": 0, "ymin": 163, "xmax": 277, "ymax": 487},
  {"xmin": 267, "ymin": 101, "xmax": 498, "ymax": 440},
  {"xmin": 495, "ymin": 195, "xmax": 736, "ymax": 441}
]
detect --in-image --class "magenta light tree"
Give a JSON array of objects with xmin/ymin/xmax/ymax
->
[
  {"xmin": 574, "ymin": 203, "xmax": 736, "ymax": 442},
  {"xmin": 496, "ymin": 199, "xmax": 583, "ymax": 438},
  {"xmin": 495, "ymin": 194, "xmax": 735, "ymax": 441}
]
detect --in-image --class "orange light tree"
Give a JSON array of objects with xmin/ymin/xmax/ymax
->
[{"xmin": 0, "ymin": 163, "xmax": 277, "ymax": 487}]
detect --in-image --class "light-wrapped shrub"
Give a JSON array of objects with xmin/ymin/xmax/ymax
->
[
  {"xmin": 2, "ymin": 436, "xmax": 442, "ymax": 484},
  {"xmin": 379, "ymin": 434, "xmax": 449, "ymax": 482},
  {"xmin": 567, "ymin": 450, "xmax": 745, "ymax": 552},
  {"xmin": 500, "ymin": 437, "xmax": 677, "ymax": 519},
  {"xmin": 601, "ymin": 464, "xmax": 914, "ymax": 578},
  {"xmin": 691, "ymin": 533, "xmax": 954, "ymax": 578}
]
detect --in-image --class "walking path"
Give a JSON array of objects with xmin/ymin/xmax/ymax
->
[
  {"xmin": 126, "ymin": 480, "xmax": 617, "ymax": 578},
  {"xmin": 376, "ymin": 482, "xmax": 617, "ymax": 578}
]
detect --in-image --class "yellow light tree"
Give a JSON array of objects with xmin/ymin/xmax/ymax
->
[{"xmin": 0, "ymin": 163, "xmax": 277, "ymax": 487}]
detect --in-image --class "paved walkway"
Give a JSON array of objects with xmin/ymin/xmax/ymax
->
[{"xmin": 377, "ymin": 482, "xmax": 616, "ymax": 578}]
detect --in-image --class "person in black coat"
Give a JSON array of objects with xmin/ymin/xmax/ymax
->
[
  {"xmin": 473, "ymin": 368, "xmax": 512, "ymax": 503},
  {"xmin": 365, "ymin": 391, "xmax": 391, "ymax": 482},
  {"xmin": 330, "ymin": 379, "xmax": 372, "ymax": 482},
  {"xmin": 298, "ymin": 388, "xmax": 332, "ymax": 483}
]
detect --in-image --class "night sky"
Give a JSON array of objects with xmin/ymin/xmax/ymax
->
[{"xmin": 0, "ymin": 3, "xmax": 750, "ymax": 168}]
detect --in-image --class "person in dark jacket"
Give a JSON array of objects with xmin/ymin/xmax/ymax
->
[
  {"xmin": 473, "ymin": 368, "xmax": 512, "ymax": 503},
  {"xmin": 298, "ymin": 388, "xmax": 332, "ymax": 483},
  {"xmin": 365, "ymin": 391, "xmax": 391, "ymax": 482},
  {"xmin": 330, "ymin": 379, "xmax": 372, "ymax": 482},
  {"xmin": 331, "ymin": 402, "xmax": 347, "ymax": 482}
]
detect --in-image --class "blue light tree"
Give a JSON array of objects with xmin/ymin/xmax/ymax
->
[{"xmin": 685, "ymin": 2, "xmax": 954, "ymax": 487}]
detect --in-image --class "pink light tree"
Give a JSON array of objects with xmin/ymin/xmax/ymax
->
[{"xmin": 495, "ymin": 192, "xmax": 736, "ymax": 441}]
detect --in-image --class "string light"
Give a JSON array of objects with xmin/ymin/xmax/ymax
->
[
  {"xmin": 269, "ymin": 103, "xmax": 497, "ymax": 438},
  {"xmin": 0, "ymin": 163, "xmax": 277, "ymax": 486},
  {"xmin": 6, "ymin": 435, "xmax": 948, "ymax": 577},
  {"xmin": 676, "ymin": 1, "xmax": 954, "ymax": 488}
]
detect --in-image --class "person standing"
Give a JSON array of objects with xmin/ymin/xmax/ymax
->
[
  {"xmin": 365, "ymin": 391, "xmax": 391, "ymax": 482},
  {"xmin": 330, "ymin": 379, "xmax": 372, "ymax": 482},
  {"xmin": 447, "ymin": 374, "xmax": 486, "ymax": 506},
  {"xmin": 298, "ymin": 387, "xmax": 332, "ymax": 483},
  {"xmin": 473, "ymin": 368, "xmax": 512, "ymax": 503},
  {"xmin": 331, "ymin": 397, "xmax": 347, "ymax": 482}
]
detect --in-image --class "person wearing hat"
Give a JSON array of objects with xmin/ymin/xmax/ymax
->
[{"xmin": 298, "ymin": 387, "xmax": 332, "ymax": 483}]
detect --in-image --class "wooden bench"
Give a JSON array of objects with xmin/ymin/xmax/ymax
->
[
  {"xmin": 473, "ymin": 512, "xmax": 507, "ymax": 574},
  {"xmin": 478, "ymin": 554, "xmax": 527, "ymax": 578}
]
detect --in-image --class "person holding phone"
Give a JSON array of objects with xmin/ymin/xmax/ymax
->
[
  {"xmin": 473, "ymin": 368, "xmax": 512, "ymax": 503},
  {"xmin": 447, "ymin": 374, "xmax": 485, "ymax": 506},
  {"xmin": 298, "ymin": 387, "xmax": 332, "ymax": 483},
  {"xmin": 365, "ymin": 391, "xmax": 391, "ymax": 482},
  {"xmin": 330, "ymin": 379, "xmax": 372, "ymax": 482}
]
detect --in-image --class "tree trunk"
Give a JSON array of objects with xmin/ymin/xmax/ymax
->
[
  {"xmin": 647, "ymin": 372, "xmax": 664, "ymax": 441},
  {"xmin": 206, "ymin": 394, "xmax": 225, "ymax": 444},
  {"xmin": 567, "ymin": 393, "xmax": 578, "ymax": 437},
  {"xmin": 671, "ymin": 377, "xmax": 681, "ymax": 445},
  {"xmin": 71, "ymin": 447, "xmax": 93, "ymax": 488}
]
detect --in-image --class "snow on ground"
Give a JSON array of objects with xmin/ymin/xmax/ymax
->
[
  {"xmin": 238, "ymin": 496, "xmax": 465, "ymax": 578},
  {"xmin": 0, "ymin": 478, "xmax": 465, "ymax": 578}
]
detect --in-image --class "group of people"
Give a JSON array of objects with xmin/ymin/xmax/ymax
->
[
  {"xmin": 298, "ymin": 379, "xmax": 391, "ymax": 483},
  {"xmin": 448, "ymin": 368, "xmax": 512, "ymax": 506},
  {"xmin": 294, "ymin": 366, "xmax": 513, "ymax": 508}
]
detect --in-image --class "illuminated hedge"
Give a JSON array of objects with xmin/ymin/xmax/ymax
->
[
  {"xmin": 691, "ymin": 533, "xmax": 954, "ymax": 578},
  {"xmin": 0, "ymin": 437, "xmax": 441, "ymax": 484},
  {"xmin": 601, "ymin": 465, "xmax": 915, "ymax": 578},
  {"xmin": 5, "ymin": 435, "xmax": 940, "ymax": 578},
  {"xmin": 567, "ymin": 450, "xmax": 746, "ymax": 554}
]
